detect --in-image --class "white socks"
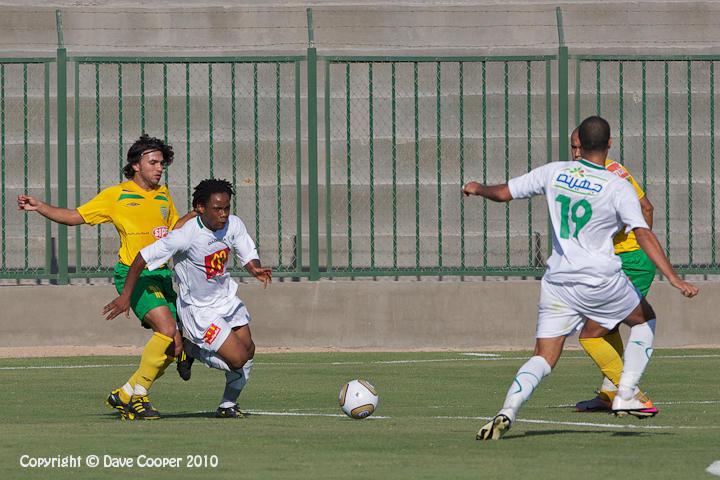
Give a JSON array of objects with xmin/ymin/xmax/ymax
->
[
  {"xmin": 219, "ymin": 359, "xmax": 253, "ymax": 408},
  {"xmin": 618, "ymin": 319, "xmax": 656, "ymax": 400},
  {"xmin": 500, "ymin": 355, "xmax": 552, "ymax": 420}
]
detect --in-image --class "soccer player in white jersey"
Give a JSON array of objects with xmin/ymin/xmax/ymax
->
[
  {"xmin": 104, "ymin": 179, "xmax": 272, "ymax": 418},
  {"xmin": 462, "ymin": 116, "xmax": 698, "ymax": 440}
]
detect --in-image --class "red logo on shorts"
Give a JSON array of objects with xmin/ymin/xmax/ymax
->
[
  {"xmin": 152, "ymin": 226, "xmax": 169, "ymax": 238},
  {"xmin": 203, "ymin": 324, "xmax": 221, "ymax": 345}
]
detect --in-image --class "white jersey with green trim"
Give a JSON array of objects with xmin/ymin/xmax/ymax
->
[
  {"xmin": 140, "ymin": 215, "xmax": 259, "ymax": 308},
  {"xmin": 507, "ymin": 159, "xmax": 649, "ymax": 286}
]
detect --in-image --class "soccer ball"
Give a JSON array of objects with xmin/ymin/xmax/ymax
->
[{"xmin": 338, "ymin": 379, "xmax": 378, "ymax": 419}]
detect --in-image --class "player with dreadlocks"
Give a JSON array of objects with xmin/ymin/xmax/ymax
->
[{"xmin": 104, "ymin": 178, "xmax": 272, "ymax": 418}]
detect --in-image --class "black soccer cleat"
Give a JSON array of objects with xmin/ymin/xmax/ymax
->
[
  {"xmin": 176, "ymin": 339, "xmax": 195, "ymax": 381},
  {"xmin": 215, "ymin": 405, "xmax": 246, "ymax": 418},
  {"xmin": 106, "ymin": 389, "xmax": 135, "ymax": 420},
  {"xmin": 129, "ymin": 395, "xmax": 161, "ymax": 420}
]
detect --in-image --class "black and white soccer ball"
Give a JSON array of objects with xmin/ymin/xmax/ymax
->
[{"xmin": 338, "ymin": 379, "xmax": 378, "ymax": 419}]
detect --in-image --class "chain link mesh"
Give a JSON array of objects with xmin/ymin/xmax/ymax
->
[
  {"xmin": 72, "ymin": 59, "xmax": 302, "ymax": 275},
  {"xmin": 0, "ymin": 61, "xmax": 50, "ymax": 276},
  {"xmin": 576, "ymin": 57, "xmax": 719, "ymax": 270},
  {"xmin": 324, "ymin": 59, "xmax": 552, "ymax": 274}
]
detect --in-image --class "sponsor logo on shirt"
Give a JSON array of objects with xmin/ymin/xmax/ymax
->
[
  {"xmin": 152, "ymin": 226, "xmax": 169, "ymax": 239},
  {"xmin": 203, "ymin": 324, "xmax": 221, "ymax": 345},
  {"xmin": 554, "ymin": 167, "xmax": 607, "ymax": 195},
  {"xmin": 204, "ymin": 247, "xmax": 230, "ymax": 279},
  {"xmin": 125, "ymin": 202, "xmax": 140, "ymax": 206}
]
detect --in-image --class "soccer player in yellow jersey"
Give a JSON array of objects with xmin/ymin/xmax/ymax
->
[
  {"xmin": 570, "ymin": 128, "xmax": 657, "ymax": 412},
  {"xmin": 18, "ymin": 134, "xmax": 195, "ymax": 420}
]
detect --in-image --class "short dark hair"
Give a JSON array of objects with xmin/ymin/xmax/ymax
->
[
  {"xmin": 192, "ymin": 179, "xmax": 234, "ymax": 208},
  {"xmin": 122, "ymin": 134, "xmax": 174, "ymax": 179},
  {"xmin": 578, "ymin": 116, "xmax": 611, "ymax": 153}
]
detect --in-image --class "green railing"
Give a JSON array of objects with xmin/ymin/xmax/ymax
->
[
  {"xmin": 68, "ymin": 56, "xmax": 306, "ymax": 279},
  {"xmin": 0, "ymin": 58, "xmax": 54, "ymax": 279},
  {"xmin": 321, "ymin": 56, "xmax": 554, "ymax": 277},
  {"xmin": 574, "ymin": 55, "xmax": 720, "ymax": 274},
  {"xmin": 2, "ymin": 8, "xmax": 720, "ymax": 282}
]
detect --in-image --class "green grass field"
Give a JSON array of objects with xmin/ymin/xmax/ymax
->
[{"xmin": 1, "ymin": 349, "xmax": 719, "ymax": 479}]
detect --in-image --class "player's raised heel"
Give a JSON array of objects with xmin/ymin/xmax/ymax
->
[
  {"xmin": 106, "ymin": 389, "xmax": 135, "ymax": 420},
  {"xmin": 612, "ymin": 391, "xmax": 658, "ymax": 418},
  {"xmin": 176, "ymin": 339, "xmax": 195, "ymax": 381},
  {"xmin": 575, "ymin": 391, "xmax": 612, "ymax": 412},
  {"xmin": 129, "ymin": 395, "xmax": 161, "ymax": 420},
  {"xmin": 476, "ymin": 414, "xmax": 512, "ymax": 440},
  {"xmin": 215, "ymin": 405, "xmax": 245, "ymax": 418}
]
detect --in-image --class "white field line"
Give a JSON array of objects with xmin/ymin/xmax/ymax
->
[
  {"xmin": 553, "ymin": 400, "xmax": 720, "ymax": 408},
  {"xmin": 433, "ymin": 415, "xmax": 706, "ymax": 430},
  {"xmin": 0, "ymin": 363, "xmax": 137, "ymax": 370},
  {"xmin": 1, "ymin": 353, "xmax": 718, "ymax": 370},
  {"xmin": 205, "ymin": 409, "xmax": 707, "ymax": 430}
]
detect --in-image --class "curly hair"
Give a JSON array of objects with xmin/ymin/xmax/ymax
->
[
  {"xmin": 192, "ymin": 179, "xmax": 235, "ymax": 208},
  {"xmin": 122, "ymin": 134, "xmax": 174, "ymax": 179}
]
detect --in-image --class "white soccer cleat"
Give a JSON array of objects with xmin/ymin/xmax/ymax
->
[
  {"xmin": 476, "ymin": 414, "xmax": 512, "ymax": 440},
  {"xmin": 612, "ymin": 391, "xmax": 658, "ymax": 418}
]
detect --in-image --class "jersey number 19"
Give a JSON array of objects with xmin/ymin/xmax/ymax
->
[{"xmin": 555, "ymin": 194, "xmax": 592, "ymax": 239}]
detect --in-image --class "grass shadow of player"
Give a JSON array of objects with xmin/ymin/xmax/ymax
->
[
  {"xmin": 505, "ymin": 429, "xmax": 670, "ymax": 439},
  {"xmin": 160, "ymin": 411, "xmax": 255, "ymax": 419}
]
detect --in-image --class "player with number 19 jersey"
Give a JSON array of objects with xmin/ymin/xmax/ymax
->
[
  {"xmin": 139, "ymin": 215, "xmax": 259, "ymax": 310},
  {"xmin": 508, "ymin": 159, "xmax": 649, "ymax": 287}
]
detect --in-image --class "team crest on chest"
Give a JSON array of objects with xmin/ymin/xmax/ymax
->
[
  {"xmin": 160, "ymin": 206, "xmax": 168, "ymax": 219},
  {"xmin": 204, "ymin": 247, "xmax": 230, "ymax": 279}
]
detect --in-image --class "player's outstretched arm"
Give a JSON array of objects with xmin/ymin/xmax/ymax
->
[
  {"xmin": 639, "ymin": 196, "xmax": 654, "ymax": 230},
  {"xmin": 102, "ymin": 253, "xmax": 147, "ymax": 320},
  {"xmin": 17, "ymin": 194, "xmax": 85, "ymax": 225},
  {"xmin": 173, "ymin": 209, "xmax": 199, "ymax": 229},
  {"xmin": 634, "ymin": 227, "xmax": 698, "ymax": 298},
  {"xmin": 461, "ymin": 182, "xmax": 513, "ymax": 202},
  {"xmin": 245, "ymin": 259, "xmax": 272, "ymax": 289}
]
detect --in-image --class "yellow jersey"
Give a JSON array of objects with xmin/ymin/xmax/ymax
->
[
  {"xmin": 604, "ymin": 158, "xmax": 645, "ymax": 254},
  {"xmin": 77, "ymin": 180, "xmax": 179, "ymax": 266}
]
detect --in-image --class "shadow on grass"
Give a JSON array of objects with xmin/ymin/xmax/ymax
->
[{"xmin": 503, "ymin": 429, "xmax": 671, "ymax": 440}]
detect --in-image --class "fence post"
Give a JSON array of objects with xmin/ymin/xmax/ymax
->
[
  {"xmin": 556, "ymin": 7, "xmax": 569, "ymax": 161},
  {"xmin": 307, "ymin": 8, "xmax": 320, "ymax": 280},
  {"xmin": 56, "ymin": 10, "xmax": 69, "ymax": 284}
]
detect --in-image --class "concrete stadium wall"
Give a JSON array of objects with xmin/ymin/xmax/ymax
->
[{"xmin": 1, "ymin": 280, "xmax": 717, "ymax": 351}]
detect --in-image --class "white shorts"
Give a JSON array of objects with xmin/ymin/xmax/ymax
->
[
  {"xmin": 176, "ymin": 297, "xmax": 252, "ymax": 353},
  {"xmin": 536, "ymin": 273, "xmax": 641, "ymax": 338}
]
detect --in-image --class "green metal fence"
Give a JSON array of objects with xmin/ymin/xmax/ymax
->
[
  {"xmin": 2, "ymin": 32, "xmax": 720, "ymax": 281},
  {"xmin": 321, "ymin": 56, "xmax": 554, "ymax": 277},
  {"xmin": 0, "ymin": 58, "xmax": 53, "ymax": 279},
  {"xmin": 574, "ymin": 55, "xmax": 720, "ymax": 274},
  {"xmin": 65, "ymin": 56, "xmax": 305, "ymax": 279}
]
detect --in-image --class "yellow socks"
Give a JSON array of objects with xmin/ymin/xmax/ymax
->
[
  {"xmin": 579, "ymin": 335, "xmax": 624, "ymax": 387},
  {"xmin": 131, "ymin": 332, "xmax": 174, "ymax": 397}
]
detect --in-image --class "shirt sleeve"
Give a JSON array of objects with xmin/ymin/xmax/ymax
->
[
  {"xmin": 76, "ymin": 188, "xmax": 113, "ymax": 225},
  {"xmin": 508, "ymin": 163, "xmax": 553, "ymax": 199},
  {"xmin": 624, "ymin": 173, "xmax": 645, "ymax": 200},
  {"xmin": 165, "ymin": 191, "xmax": 180, "ymax": 229},
  {"xmin": 140, "ymin": 224, "xmax": 193, "ymax": 271},
  {"xmin": 230, "ymin": 217, "xmax": 260, "ymax": 266},
  {"xmin": 614, "ymin": 180, "xmax": 650, "ymax": 234}
]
